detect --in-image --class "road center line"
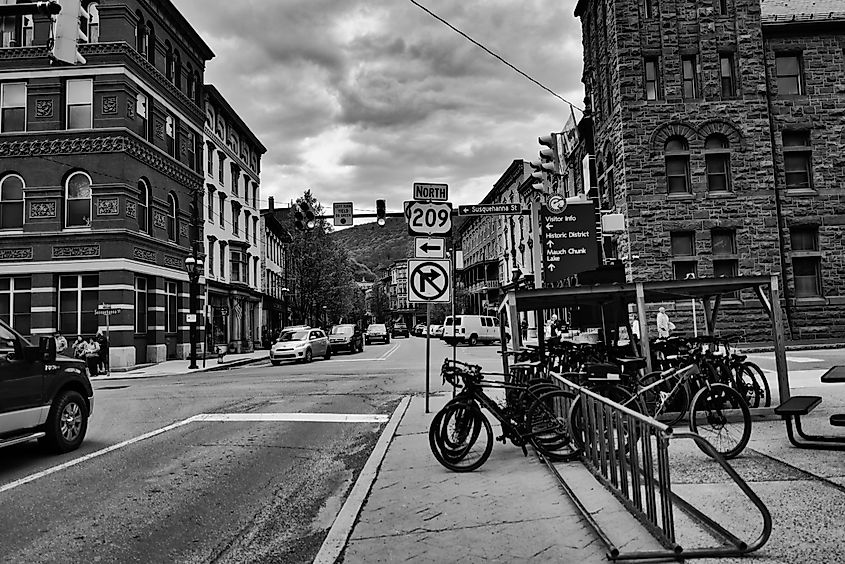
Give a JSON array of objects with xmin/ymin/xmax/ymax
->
[
  {"xmin": 193, "ymin": 413, "xmax": 389, "ymax": 423},
  {"xmin": 378, "ymin": 343, "xmax": 400, "ymax": 361}
]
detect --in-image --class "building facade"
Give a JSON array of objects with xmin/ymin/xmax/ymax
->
[
  {"xmin": 572, "ymin": 0, "xmax": 845, "ymax": 340},
  {"xmin": 202, "ymin": 84, "xmax": 265, "ymax": 353},
  {"xmin": 260, "ymin": 198, "xmax": 292, "ymax": 343},
  {"xmin": 0, "ymin": 0, "xmax": 214, "ymax": 367}
]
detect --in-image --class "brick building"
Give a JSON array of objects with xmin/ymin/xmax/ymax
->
[
  {"xmin": 0, "ymin": 0, "xmax": 213, "ymax": 367},
  {"xmin": 202, "ymin": 84, "xmax": 265, "ymax": 353},
  {"xmin": 259, "ymin": 198, "xmax": 293, "ymax": 342},
  {"xmin": 571, "ymin": 0, "xmax": 845, "ymax": 340}
]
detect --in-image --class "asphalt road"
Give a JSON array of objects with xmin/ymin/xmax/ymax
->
[{"xmin": 0, "ymin": 334, "xmax": 503, "ymax": 563}]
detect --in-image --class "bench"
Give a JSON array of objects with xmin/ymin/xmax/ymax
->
[{"xmin": 774, "ymin": 395, "xmax": 845, "ymax": 450}]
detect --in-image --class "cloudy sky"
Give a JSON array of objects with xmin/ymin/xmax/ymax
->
[{"xmin": 175, "ymin": 0, "xmax": 585, "ymax": 213}]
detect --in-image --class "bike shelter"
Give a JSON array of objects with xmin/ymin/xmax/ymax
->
[
  {"xmin": 498, "ymin": 274, "xmax": 791, "ymax": 403},
  {"xmin": 495, "ymin": 275, "xmax": 784, "ymax": 560}
]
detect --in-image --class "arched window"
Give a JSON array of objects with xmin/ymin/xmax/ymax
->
[
  {"xmin": 166, "ymin": 192, "xmax": 177, "ymax": 242},
  {"xmin": 0, "ymin": 173, "xmax": 24, "ymax": 229},
  {"xmin": 137, "ymin": 179, "xmax": 150, "ymax": 233},
  {"xmin": 87, "ymin": 2, "xmax": 99, "ymax": 43},
  {"xmin": 135, "ymin": 13, "xmax": 147, "ymax": 55},
  {"xmin": 186, "ymin": 64, "xmax": 195, "ymax": 100},
  {"xmin": 173, "ymin": 50, "xmax": 182, "ymax": 89},
  {"xmin": 165, "ymin": 41, "xmax": 173, "ymax": 80},
  {"xmin": 194, "ymin": 72, "xmax": 202, "ymax": 104},
  {"xmin": 65, "ymin": 171, "xmax": 92, "ymax": 228},
  {"xmin": 664, "ymin": 136, "xmax": 690, "ymax": 194},
  {"xmin": 705, "ymin": 134, "xmax": 731, "ymax": 192},
  {"xmin": 146, "ymin": 23, "xmax": 155, "ymax": 64}
]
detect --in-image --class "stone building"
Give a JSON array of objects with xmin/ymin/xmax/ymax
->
[
  {"xmin": 571, "ymin": 0, "xmax": 845, "ymax": 340},
  {"xmin": 202, "ymin": 84, "xmax": 265, "ymax": 353},
  {"xmin": 0, "ymin": 0, "xmax": 214, "ymax": 367}
]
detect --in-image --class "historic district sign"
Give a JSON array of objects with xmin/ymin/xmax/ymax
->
[{"xmin": 540, "ymin": 196, "xmax": 598, "ymax": 284}]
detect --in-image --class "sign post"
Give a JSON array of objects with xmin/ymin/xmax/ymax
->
[{"xmin": 425, "ymin": 301, "xmax": 431, "ymax": 413}]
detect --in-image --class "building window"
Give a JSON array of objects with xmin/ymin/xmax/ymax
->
[
  {"xmin": 782, "ymin": 131, "xmax": 812, "ymax": 190},
  {"xmin": 253, "ymin": 216, "xmax": 258, "ymax": 244},
  {"xmin": 712, "ymin": 229, "xmax": 738, "ymax": 293},
  {"xmin": 0, "ymin": 173, "xmax": 24, "ymax": 229},
  {"xmin": 137, "ymin": 179, "xmax": 150, "ymax": 233},
  {"xmin": 218, "ymin": 153, "xmax": 225, "ymax": 184},
  {"xmin": 0, "ymin": 276, "xmax": 31, "ymax": 336},
  {"xmin": 59, "ymin": 274, "xmax": 98, "ymax": 336},
  {"xmin": 231, "ymin": 165, "xmax": 239, "ymax": 196},
  {"xmin": 173, "ymin": 50, "xmax": 182, "ymax": 89},
  {"xmin": 206, "ymin": 144, "xmax": 214, "ymax": 176},
  {"xmin": 87, "ymin": 3, "xmax": 100, "ymax": 43},
  {"xmin": 681, "ymin": 55, "xmax": 699, "ymax": 99},
  {"xmin": 65, "ymin": 171, "xmax": 92, "ymax": 228},
  {"xmin": 705, "ymin": 134, "xmax": 731, "ymax": 192},
  {"xmin": 0, "ymin": 7, "xmax": 33, "ymax": 47},
  {"xmin": 180, "ymin": 129, "xmax": 196, "ymax": 170},
  {"xmin": 66, "ymin": 78, "xmax": 93, "ymax": 130},
  {"xmin": 136, "ymin": 92, "xmax": 148, "ymax": 139},
  {"xmin": 207, "ymin": 239, "xmax": 215, "ymax": 276},
  {"xmin": 775, "ymin": 54, "xmax": 803, "ymax": 95},
  {"xmin": 218, "ymin": 193, "xmax": 225, "ymax": 227},
  {"xmin": 165, "ymin": 115, "xmax": 175, "ymax": 156},
  {"xmin": 165, "ymin": 281, "xmax": 177, "ymax": 333},
  {"xmin": 146, "ymin": 23, "xmax": 155, "ymax": 64},
  {"xmin": 186, "ymin": 65, "xmax": 195, "ymax": 100},
  {"xmin": 230, "ymin": 250, "xmax": 242, "ymax": 282},
  {"xmin": 719, "ymin": 54, "xmax": 735, "ymax": 98},
  {"xmin": 790, "ymin": 226, "xmax": 820, "ymax": 297},
  {"xmin": 134, "ymin": 276, "xmax": 147, "ymax": 333},
  {"xmin": 244, "ymin": 211, "xmax": 250, "ymax": 241},
  {"xmin": 643, "ymin": 0, "xmax": 656, "ymax": 19},
  {"xmin": 671, "ymin": 231, "xmax": 696, "ymax": 279},
  {"xmin": 252, "ymin": 184, "xmax": 258, "ymax": 209},
  {"xmin": 135, "ymin": 15, "xmax": 147, "ymax": 55},
  {"xmin": 665, "ymin": 137, "xmax": 690, "ymax": 194},
  {"xmin": 167, "ymin": 193, "xmax": 177, "ymax": 242},
  {"xmin": 207, "ymin": 186, "xmax": 214, "ymax": 220},
  {"xmin": 1, "ymin": 82, "xmax": 25, "ymax": 133},
  {"xmin": 644, "ymin": 57, "xmax": 660, "ymax": 100},
  {"xmin": 165, "ymin": 42, "xmax": 173, "ymax": 80},
  {"xmin": 232, "ymin": 202, "xmax": 239, "ymax": 236},
  {"xmin": 718, "ymin": 0, "xmax": 728, "ymax": 15}
]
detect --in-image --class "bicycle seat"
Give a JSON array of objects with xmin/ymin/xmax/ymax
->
[
  {"xmin": 734, "ymin": 354, "xmax": 747, "ymax": 362},
  {"xmin": 616, "ymin": 357, "xmax": 646, "ymax": 371}
]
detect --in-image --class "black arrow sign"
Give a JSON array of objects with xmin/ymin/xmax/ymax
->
[
  {"xmin": 420, "ymin": 241, "xmax": 442, "ymax": 253},
  {"xmin": 418, "ymin": 269, "xmax": 444, "ymax": 294}
]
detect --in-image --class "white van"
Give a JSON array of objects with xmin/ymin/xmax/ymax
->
[{"xmin": 442, "ymin": 315, "xmax": 507, "ymax": 346}]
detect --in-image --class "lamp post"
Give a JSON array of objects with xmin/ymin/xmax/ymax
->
[{"xmin": 185, "ymin": 255, "xmax": 204, "ymax": 369}]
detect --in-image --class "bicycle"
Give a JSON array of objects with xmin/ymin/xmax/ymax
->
[{"xmin": 429, "ymin": 359, "xmax": 579, "ymax": 472}]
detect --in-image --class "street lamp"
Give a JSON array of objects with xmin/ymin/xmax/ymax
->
[{"xmin": 185, "ymin": 255, "xmax": 204, "ymax": 369}]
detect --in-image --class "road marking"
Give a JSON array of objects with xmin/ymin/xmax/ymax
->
[
  {"xmin": 379, "ymin": 343, "xmax": 400, "ymax": 361},
  {"xmin": 193, "ymin": 413, "xmax": 389, "ymax": 423},
  {"xmin": 313, "ymin": 395, "xmax": 411, "ymax": 564},
  {"xmin": 0, "ymin": 416, "xmax": 200, "ymax": 495}
]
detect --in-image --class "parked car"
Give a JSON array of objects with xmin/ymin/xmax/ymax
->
[
  {"xmin": 413, "ymin": 323, "xmax": 427, "ymax": 336},
  {"xmin": 365, "ymin": 323, "xmax": 390, "ymax": 344},
  {"xmin": 432, "ymin": 325, "xmax": 444, "ymax": 338},
  {"xmin": 328, "ymin": 324, "xmax": 364, "ymax": 354},
  {"xmin": 441, "ymin": 315, "xmax": 507, "ymax": 346},
  {"xmin": 0, "ymin": 318, "xmax": 94, "ymax": 454},
  {"xmin": 270, "ymin": 328, "xmax": 331, "ymax": 364},
  {"xmin": 275, "ymin": 325, "xmax": 310, "ymax": 341},
  {"xmin": 392, "ymin": 323, "xmax": 410, "ymax": 338}
]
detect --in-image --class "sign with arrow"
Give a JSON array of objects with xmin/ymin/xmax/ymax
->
[
  {"xmin": 540, "ymin": 199, "xmax": 598, "ymax": 284},
  {"xmin": 457, "ymin": 203, "xmax": 522, "ymax": 216},
  {"xmin": 414, "ymin": 237, "xmax": 446, "ymax": 259},
  {"xmin": 407, "ymin": 259, "xmax": 451, "ymax": 303}
]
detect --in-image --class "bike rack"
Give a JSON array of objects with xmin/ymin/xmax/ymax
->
[{"xmin": 548, "ymin": 375, "xmax": 772, "ymax": 561}]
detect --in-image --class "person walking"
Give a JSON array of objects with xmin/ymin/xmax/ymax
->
[
  {"xmin": 83, "ymin": 336, "xmax": 101, "ymax": 377},
  {"xmin": 656, "ymin": 307, "xmax": 672, "ymax": 338},
  {"xmin": 72, "ymin": 335, "xmax": 85, "ymax": 359},
  {"xmin": 54, "ymin": 331, "xmax": 68, "ymax": 355},
  {"xmin": 96, "ymin": 330, "xmax": 110, "ymax": 374}
]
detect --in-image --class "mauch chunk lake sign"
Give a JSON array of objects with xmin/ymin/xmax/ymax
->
[{"xmin": 540, "ymin": 195, "xmax": 598, "ymax": 284}]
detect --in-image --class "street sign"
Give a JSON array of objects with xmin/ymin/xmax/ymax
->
[
  {"xmin": 458, "ymin": 203, "xmax": 522, "ymax": 216},
  {"xmin": 95, "ymin": 308, "xmax": 120, "ymax": 315},
  {"xmin": 408, "ymin": 259, "xmax": 451, "ymax": 303},
  {"xmin": 540, "ymin": 198, "xmax": 598, "ymax": 284},
  {"xmin": 414, "ymin": 237, "xmax": 446, "ymax": 259},
  {"xmin": 404, "ymin": 201, "xmax": 452, "ymax": 236},
  {"xmin": 333, "ymin": 202, "xmax": 354, "ymax": 227},
  {"xmin": 186, "ymin": 313, "xmax": 197, "ymax": 324},
  {"xmin": 413, "ymin": 182, "xmax": 449, "ymax": 202}
]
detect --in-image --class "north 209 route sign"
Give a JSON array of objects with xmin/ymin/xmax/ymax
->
[
  {"xmin": 407, "ymin": 259, "xmax": 451, "ymax": 303},
  {"xmin": 404, "ymin": 201, "xmax": 453, "ymax": 236}
]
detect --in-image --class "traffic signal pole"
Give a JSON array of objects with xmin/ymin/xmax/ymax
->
[{"xmin": 0, "ymin": 1, "xmax": 60, "ymax": 16}]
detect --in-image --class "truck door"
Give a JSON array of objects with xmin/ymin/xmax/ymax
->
[{"xmin": 0, "ymin": 325, "xmax": 44, "ymax": 433}]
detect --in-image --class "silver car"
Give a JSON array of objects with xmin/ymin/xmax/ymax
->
[{"xmin": 270, "ymin": 329, "xmax": 331, "ymax": 364}]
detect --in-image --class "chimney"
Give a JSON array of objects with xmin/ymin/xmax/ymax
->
[{"xmin": 268, "ymin": 196, "xmax": 274, "ymax": 210}]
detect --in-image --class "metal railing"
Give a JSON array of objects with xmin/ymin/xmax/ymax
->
[{"xmin": 548, "ymin": 375, "xmax": 772, "ymax": 561}]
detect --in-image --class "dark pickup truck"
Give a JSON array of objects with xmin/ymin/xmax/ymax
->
[{"xmin": 0, "ymin": 319, "xmax": 94, "ymax": 453}]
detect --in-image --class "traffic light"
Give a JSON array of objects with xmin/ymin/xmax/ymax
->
[
  {"xmin": 51, "ymin": 0, "xmax": 88, "ymax": 65},
  {"xmin": 293, "ymin": 205, "xmax": 305, "ymax": 230},
  {"xmin": 376, "ymin": 199, "xmax": 386, "ymax": 226},
  {"xmin": 302, "ymin": 202, "xmax": 316, "ymax": 229},
  {"xmin": 538, "ymin": 134, "xmax": 560, "ymax": 174}
]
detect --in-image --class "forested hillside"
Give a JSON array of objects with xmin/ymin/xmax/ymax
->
[{"xmin": 329, "ymin": 218, "xmax": 415, "ymax": 281}]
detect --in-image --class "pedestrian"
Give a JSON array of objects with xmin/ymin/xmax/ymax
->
[
  {"xmin": 96, "ymin": 330, "xmax": 109, "ymax": 374},
  {"xmin": 83, "ymin": 336, "xmax": 100, "ymax": 377},
  {"xmin": 520, "ymin": 317, "xmax": 528, "ymax": 340},
  {"xmin": 54, "ymin": 331, "xmax": 68, "ymax": 355},
  {"xmin": 656, "ymin": 307, "xmax": 672, "ymax": 338},
  {"xmin": 72, "ymin": 335, "xmax": 85, "ymax": 359}
]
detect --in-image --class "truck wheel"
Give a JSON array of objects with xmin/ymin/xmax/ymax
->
[
  {"xmin": 40, "ymin": 390, "xmax": 88, "ymax": 454},
  {"xmin": 468, "ymin": 334, "xmax": 478, "ymax": 346}
]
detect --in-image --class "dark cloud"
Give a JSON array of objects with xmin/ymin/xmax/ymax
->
[{"xmin": 174, "ymin": 0, "xmax": 584, "ymax": 210}]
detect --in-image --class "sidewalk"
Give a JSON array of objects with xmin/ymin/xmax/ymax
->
[
  {"xmin": 335, "ymin": 390, "xmax": 845, "ymax": 563},
  {"xmin": 90, "ymin": 349, "xmax": 268, "ymax": 381}
]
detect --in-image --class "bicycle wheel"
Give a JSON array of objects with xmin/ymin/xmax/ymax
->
[
  {"xmin": 743, "ymin": 361, "xmax": 771, "ymax": 407},
  {"xmin": 733, "ymin": 364, "xmax": 762, "ymax": 408},
  {"xmin": 689, "ymin": 383, "xmax": 751, "ymax": 460},
  {"xmin": 568, "ymin": 385, "xmax": 643, "ymax": 450},
  {"xmin": 638, "ymin": 372, "xmax": 689, "ymax": 426},
  {"xmin": 429, "ymin": 400, "xmax": 493, "ymax": 472},
  {"xmin": 525, "ymin": 389, "xmax": 579, "ymax": 461}
]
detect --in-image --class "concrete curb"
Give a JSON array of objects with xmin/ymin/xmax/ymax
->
[
  {"xmin": 90, "ymin": 355, "xmax": 267, "ymax": 381},
  {"xmin": 739, "ymin": 342, "xmax": 845, "ymax": 353}
]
